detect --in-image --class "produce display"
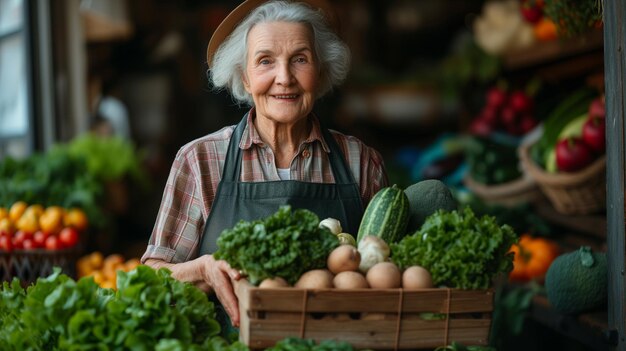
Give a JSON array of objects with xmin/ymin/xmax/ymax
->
[
  {"xmin": 0, "ymin": 266, "xmax": 247, "ymax": 350},
  {"xmin": 76, "ymin": 252, "xmax": 141, "ymax": 289},
  {"xmin": 0, "ymin": 202, "xmax": 88, "ymax": 252},
  {"xmin": 529, "ymin": 88, "xmax": 597, "ymax": 170},
  {"xmin": 552, "ymin": 96, "xmax": 606, "ymax": 172},
  {"xmin": 469, "ymin": 85, "xmax": 538, "ymax": 137},
  {"xmin": 217, "ymin": 184, "xmax": 508, "ymax": 291},
  {"xmin": 0, "ymin": 149, "xmax": 105, "ymax": 229}
]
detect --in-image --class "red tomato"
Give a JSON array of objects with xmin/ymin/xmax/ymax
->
[
  {"xmin": 582, "ymin": 116, "xmax": 606, "ymax": 153},
  {"xmin": 59, "ymin": 227, "xmax": 79, "ymax": 248},
  {"xmin": 22, "ymin": 238, "xmax": 36, "ymax": 250},
  {"xmin": 33, "ymin": 230, "xmax": 49, "ymax": 248},
  {"xmin": 45, "ymin": 235, "xmax": 62, "ymax": 250},
  {"xmin": 12, "ymin": 230, "xmax": 32, "ymax": 250},
  {"xmin": 0, "ymin": 234, "xmax": 12, "ymax": 252}
]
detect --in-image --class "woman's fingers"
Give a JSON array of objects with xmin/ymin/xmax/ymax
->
[{"xmin": 207, "ymin": 257, "xmax": 241, "ymax": 327}]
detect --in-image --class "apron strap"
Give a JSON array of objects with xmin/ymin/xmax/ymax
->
[
  {"xmin": 221, "ymin": 115, "xmax": 249, "ymax": 182},
  {"xmin": 319, "ymin": 122, "xmax": 358, "ymax": 185}
]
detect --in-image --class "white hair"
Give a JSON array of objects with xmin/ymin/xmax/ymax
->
[{"xmin": 209, "ymin": 0, "xmax": 351, "ymax": 106}]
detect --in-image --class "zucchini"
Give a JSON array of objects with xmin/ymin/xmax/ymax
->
[{"xmin": 357, "ymin": 184, "xmax": 409, "ymax": 244}]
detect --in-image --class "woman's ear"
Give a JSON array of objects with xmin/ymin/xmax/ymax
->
[{"xmin": 241, "ymin": 73, "xmax": 250, "ymax": 92}]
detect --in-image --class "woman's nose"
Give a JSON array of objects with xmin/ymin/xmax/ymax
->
[{"xmin": 275, "ymin": 62, "xmax": 294, "ymax": 85}]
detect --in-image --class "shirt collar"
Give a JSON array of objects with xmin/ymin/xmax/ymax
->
[{"xmin": 239, "ymin": 108, "xmax": 331, "ymax": 153}]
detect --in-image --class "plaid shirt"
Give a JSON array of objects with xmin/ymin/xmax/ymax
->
[{"xmin": 142, "ymin": 111, "xmax": 388, "ymax": 263}]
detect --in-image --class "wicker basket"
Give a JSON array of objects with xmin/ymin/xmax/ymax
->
[
  {"xmin": 518, "ymin": 143, "xmax": 606, "ymax": 215},
  {"xmin": 0, "ymin": 248, "xmax": 80, "ymax": 286},
  {"xmin": 463, "ymin": 174, "xmax": 542, "ymax": 207}
]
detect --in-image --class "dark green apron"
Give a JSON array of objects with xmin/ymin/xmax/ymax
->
[{"xmin": 197, "ymin": 114, "xmax": 364, "ymax": 333}]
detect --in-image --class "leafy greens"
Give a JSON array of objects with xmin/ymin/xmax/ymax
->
[
  {"xmin": 391, "ymin": 207, "xmax": 517, "ymax": 289},
  {"xmin": 0, "ymin": 266, "xmax": 247, "ymax": 350},
  {"xmin": 214, "ymin": 206, "xmax": 339, "ymax": 285}
]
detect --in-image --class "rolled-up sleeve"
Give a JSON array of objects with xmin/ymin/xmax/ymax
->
[{"xmin": 141, "ymin": 148, "xmax": 207, "ymax": 264}]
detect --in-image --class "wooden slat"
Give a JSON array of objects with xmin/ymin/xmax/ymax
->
[
  {"xmin": 235, "ymin": 281, "xmax": 493, "ymax": 314},
  {"xmin": 242, "ymin": 318, "xmax": 491, "ymax": 350}
]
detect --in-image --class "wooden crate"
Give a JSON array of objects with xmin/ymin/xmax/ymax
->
[{"xmin": 235, "ymin": 280, "xmax": 494, "ymax": 350}]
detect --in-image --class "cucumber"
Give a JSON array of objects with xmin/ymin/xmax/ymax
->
[{"xmin": 357, "ymin": 184, "xmax": 409, "ymax": 244}]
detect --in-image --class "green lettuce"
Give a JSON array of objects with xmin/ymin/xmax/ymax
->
[
  {"xmin": 0, "ymin": 266, "xmax": 241, "ymax": 350},
  {"xmin": 391, "ymin": 207, "xmax": 517, "ymax": 289},
  {"xmin": 214, "ymin": 206, "xmax": 339, "ymax": 285}
]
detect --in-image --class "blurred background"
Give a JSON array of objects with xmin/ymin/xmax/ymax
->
[{"xmin": 0, "ymin": 1, "xmax": 613, "ymax": 348}]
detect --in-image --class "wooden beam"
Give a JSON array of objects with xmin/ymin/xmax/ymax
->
[{"xmin": 603, "ymin": 0, "xmax": 626, "ymax": 349}]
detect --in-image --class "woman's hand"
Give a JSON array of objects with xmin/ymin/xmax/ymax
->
[
  {"xmin": 143, "ymin": 256, "xmax": 242, "ymax": 327},
  {"xmin": 203, "ymin": 255, "xmax": 242, "ymax": 327}
]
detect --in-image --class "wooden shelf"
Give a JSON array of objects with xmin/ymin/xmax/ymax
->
[
  {"xmin": 530, "ymin": 295, "xmax": 612, "ymax": 351},
  {"xmin": 533, "ymin": 201, "xmax": 606, "ymax": 241},
  {"xmin": 503, "ymin": 30, "xmax": 604, "ymax": 70}
]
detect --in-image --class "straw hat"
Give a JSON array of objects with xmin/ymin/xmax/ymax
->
[{"xmin": 206, "ymin": 0, "xmax": 338, "ymax": 68}]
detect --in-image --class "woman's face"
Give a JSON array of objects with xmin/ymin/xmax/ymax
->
[{"xmin": 243, "ymin": 21, "xmax": 319, "ymax": 125}]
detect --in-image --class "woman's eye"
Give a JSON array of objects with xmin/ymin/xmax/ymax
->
[
  {"xmin": 259, "ymin": 59, "xmax": 270, "ymax": 65},
  {"xmin": 294, "ymin": 57, "xmax": 307, "ymax": 63}
]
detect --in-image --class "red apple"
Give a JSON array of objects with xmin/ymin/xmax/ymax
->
[
  {"xmin": 486, "ymin": 87, "xmax": 507, "ymax": 109},
  {"xmin": 588, "ymin": 97, "xmax": 605, "ymax": 119},
  {"xmin": 555, "ymin": 137, "xmax": 595, "ymax": 172},
  {"xmin": 508, "ymin": 90, "xmax": 534, "ymax": 114},
  {"xmin": 582, "ymin": 115, "xmax": 606, "ymax": 153},
  {"xmin": 521, "ymin": 0, "xmax": 543, "ymax": 23}
]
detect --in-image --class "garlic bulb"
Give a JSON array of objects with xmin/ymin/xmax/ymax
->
[
  {"xmin": 357, "ymin": 235, "xmax": 390, "ymax": 274},
  {"xmin": 319, "ymin": 218, "xmax": 342, "ymax": 235}
]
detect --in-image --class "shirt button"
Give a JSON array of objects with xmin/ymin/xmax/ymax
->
[{"xmin": 302, "ymin": 149, "xmax": 310, "ymax": 158}]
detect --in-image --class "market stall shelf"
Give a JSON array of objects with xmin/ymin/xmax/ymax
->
[
  {"xmin": 235, "ymin": 280, "xmax": 494, "ymax": 350},
  {"xmin": 0, "ymin": 248, "xmax": 80, "ymax": 286}
]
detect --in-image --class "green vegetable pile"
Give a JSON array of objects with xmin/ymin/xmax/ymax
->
[
  {"xmin": 0, "ymin": 266, "xmax": 247, "ymax": 350},
  {"xmin": 466, "ymin": 136, "xmax": 521, "ymax": 185},
  {"xmin": 214, "ymin": 206, "xmax": 339, "ymax": 285},
  {"xmin": 0, "ymin": 149, "xmax": 105, "ymax": 228},
  {"xmin": 266, "ymin": 337, "xmax": 354, "ymax": 351},
  {"xmin": 391, "ymin": 207, "xmax": 517, "ymax": 289},
  {"xmin": 57, "ymin": 133, "xmax": 147, "ymax": 184}
]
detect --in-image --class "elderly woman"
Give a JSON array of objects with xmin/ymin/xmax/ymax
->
[{"xmin": 141, "ymin": 0, "xmax": 388, "ymax": 329}]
